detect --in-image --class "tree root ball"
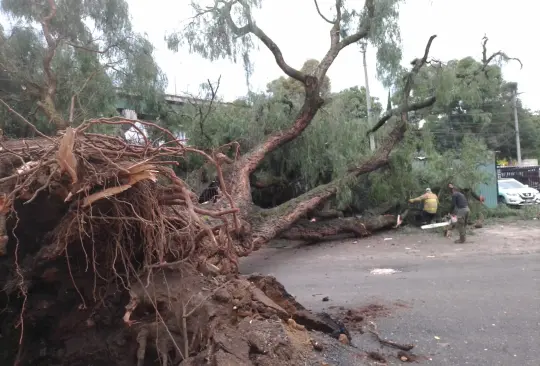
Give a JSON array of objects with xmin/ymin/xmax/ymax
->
[{"xmin": 0, "ymin": 259, "xmax": 349, "ymax": 365}]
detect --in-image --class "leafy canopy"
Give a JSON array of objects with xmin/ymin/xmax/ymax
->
[
  {"xmin": 410, "ymin": 55, "xmax": 538, "ymax": 159},
  {"xmin": 0, "ymin": 0, "xmax": 166, "ymax": 136},
  {"xmin": 168, "ymin": 0, "xmax": 404, "ymax": 87}
]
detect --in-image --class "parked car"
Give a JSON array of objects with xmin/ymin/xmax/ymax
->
[{"xmin": 497, "ymin": 178, "xmax": 540, "ymax": 206}]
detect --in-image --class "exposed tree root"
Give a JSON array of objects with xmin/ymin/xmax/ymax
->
[{"xmin": 0, "ymin": 120, "xmax": 355, "ymax": 365}]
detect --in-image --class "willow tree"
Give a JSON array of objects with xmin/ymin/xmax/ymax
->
[
  {"xmin": 406, "ymin": 37, "xmax": 526, "ymax": 158},
  {"xmin": 168, "ymin": 0, "xmax": 437, "ymax": 247},
  {"xmin": 0, "ymin": 0, "xmax": 166, "ymax": 137}
]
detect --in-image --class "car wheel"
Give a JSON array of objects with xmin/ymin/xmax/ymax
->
[{"xmin": 498, "ymin": 195, "xmax": 506, "ymax": 204}]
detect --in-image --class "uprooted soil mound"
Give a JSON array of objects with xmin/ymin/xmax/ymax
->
[
  {"xmin": 0, "ymin": 263, "xmax": 324, "ymax": 365},
  {"xmin": 0, "ymin": 122, "xmax": 355, "ymax": 365}
]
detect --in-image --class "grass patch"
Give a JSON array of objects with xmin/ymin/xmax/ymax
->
[{"xmin": 478, "ymin": 204, "xmax": 540, "ymax": 221}]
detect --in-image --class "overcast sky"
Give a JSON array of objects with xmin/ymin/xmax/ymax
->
[{"xmin": 128, "ymin": 0, "xmax": 534, "ymax": 110}]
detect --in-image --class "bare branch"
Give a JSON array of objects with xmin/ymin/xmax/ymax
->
[
  {"xmin": 370, "ymin": 96, "xmax": 437, "ymax": 134},
  {"xmin": 313, "ymin": 0, "xmax": 335, "ymax": 24},
  {"xmin": 481, "ymin": 35, "xmax": 523, "ymax": 70},
  {"xmin": 199, "ymin": 76, "xmax": 221, "ymax": 144},
  {"xmin": 452, "ymin": 36, "xmax": 522, "ymax": 90},
  {"xmin": 183, "ymin": 77, "xmax": 221, "ymax": 145},
  {"xmin": 219, "ymin": 0, "xmax": 306, "ymax": 83},
  {"xmin": 368, "ymin": 35, "xmax": 437, "ymax": 134},
  {"xmin": 316, "ymin": 0, "xmax": 374, "ymax": 81}
]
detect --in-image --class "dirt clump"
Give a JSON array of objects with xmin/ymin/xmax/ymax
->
[
  {"xmin": 367, "ymin": 351, "xmax": 387, "ymax": 363},
  {"xmin": 356, "ymin": 304, "xmax": 392, "ymax": 319},
  {"xmin": 328, "ymin": 304, "xmax": 392, "ymax": 332}
]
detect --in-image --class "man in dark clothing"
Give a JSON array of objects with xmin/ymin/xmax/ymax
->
[{"xmin": 450, "ymin": 186, "xmax": 470, "ymax": 243}]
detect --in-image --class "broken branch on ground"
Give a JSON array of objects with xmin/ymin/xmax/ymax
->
[{"xmin": 367, "ymin": 321, "xmax": 415, "ymax": 352}]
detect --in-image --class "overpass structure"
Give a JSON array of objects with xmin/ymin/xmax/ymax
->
[{"xmin": 114, "ymin": 90, "xmax": 205, "ymax": 120}]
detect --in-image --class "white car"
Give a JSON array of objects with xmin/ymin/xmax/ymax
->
[{"xmin": 498, "ymin": 178, "xmax": 540, "ymax": 206}]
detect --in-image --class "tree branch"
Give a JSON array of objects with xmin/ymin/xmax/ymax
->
[
  {"xmin": 37, "ymin": 0, "xmax": 66, "ymax": 130},
  {"xmin": 232, "ymin": 77, "xmax": 323, "ymax": 195},
  {"xmin": 251, "ymin": 118, "xmax": 406, "ymax": 249},
  {"xmin": 369, "ymin": 96, "xmax": 437, "ymax": 135},
  {"xmin": 192, "ymin": 76, "xmax": 221, "ymax": 144},
  {"xmin": 368, "ymin": 35, "xmax": 437, "ymax": 134},
  {"xmin": 313, "ymin": 0, "xmax": 335, "ymax": 24},
  {"xmin": 315, "ymin": 0, "xmax": 373, "ymax": 82},
  {"xmin": 250, "ymin": 35, "xmax": 438, "ymax": 248},
  {"xmin": 220, "ymin": 0, "xmax": 306, "ymax": 83},
  {"xmin": 481, "ymin": 35, "xmax": 523, "ymax": 70},
  {"xmin": 228, "ymin": 0, "xmax": 376, "ymax": 190}
]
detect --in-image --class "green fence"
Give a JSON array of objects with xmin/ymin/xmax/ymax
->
[{"xmin": 476, "ymin": 153, "xmax": 498, "ymax": 209}]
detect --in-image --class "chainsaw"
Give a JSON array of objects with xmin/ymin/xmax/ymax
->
[{"xmin": 420, "ymin": 214, "xmax": 457, "ymax": 230}]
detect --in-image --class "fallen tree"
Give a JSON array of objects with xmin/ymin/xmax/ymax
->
[
  {"xmin": 280, "ymin": 215, "xmax": 400, "ymax": 242},
  {"xmin": 0, "ymin": 0, "xmax": 442, "ymax": 365}
]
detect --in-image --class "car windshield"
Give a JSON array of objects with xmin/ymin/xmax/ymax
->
[{"xmin": 499, "ymin": 180, "xmax": 525, "ymax": 189}]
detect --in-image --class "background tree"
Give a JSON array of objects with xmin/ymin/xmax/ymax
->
[
  {"xmin": 0, "ymin": 0, "xmax": 166, "ymax": 137},
  {"xmin": 405, "ymin": 37, "xmax": 530, "ymax": 160}
]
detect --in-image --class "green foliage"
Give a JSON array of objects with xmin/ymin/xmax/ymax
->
[
  {"xmin": 366, "ymin": 0, "xmax": 404, "ymax": 87},
  {"xmin": 409, "ymin": 55, "xmax": 540, "ymax": 160},
  {"xmin": 0, "ymin": 0, "xmax": 167, "ymax": 137},
  {"xmin": 345, "ymin": 133, "xmax": 492, "ymax": 213},
  {"xmin": 172, "ymin": 0, "xmax": 404, "ymax": 89},
  {"xmin": 167, "ymin": 0, "xmax": 261, "ymax": 85},
  {"xmin": 478, "ymin": 204, "xmax": 540, "ymax": 223},
  {"xmin": 177, "ymin": 59, "xmax": 492, "ymax": 211}
]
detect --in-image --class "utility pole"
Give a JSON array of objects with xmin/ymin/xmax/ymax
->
[
  {"xmin": 512, "ymin": 87, "xmax": 522, "ymax": 166},
  {"xmin": 360, "ymin": 41, "xmax": 376, "ymax": 151}
]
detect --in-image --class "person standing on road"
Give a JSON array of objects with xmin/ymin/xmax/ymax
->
[
  {"xmin": 409, "ymin": 188, "xmax": 439, "ymax": 225},
  {"xmin": 450, "ymin": 185, "xmax": 470, "ymax": 243}
]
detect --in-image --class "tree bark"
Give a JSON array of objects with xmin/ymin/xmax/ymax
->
[
  {"xmin": 280, "ymin": 215, "xmax": 398, "ymax": 243},
  {"xmin": 312, "ymin": 209, "xmax": 344, "ymax": 220}
]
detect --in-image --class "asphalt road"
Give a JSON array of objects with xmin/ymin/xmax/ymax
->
[{"xmin": 240, "ymin": 225, "xmax": 540, "ymax": 365}]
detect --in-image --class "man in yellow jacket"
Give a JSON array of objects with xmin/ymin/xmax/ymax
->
[{"xmin": 409, "ymin": 188, "xmax": 439, "ymax": 225}]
